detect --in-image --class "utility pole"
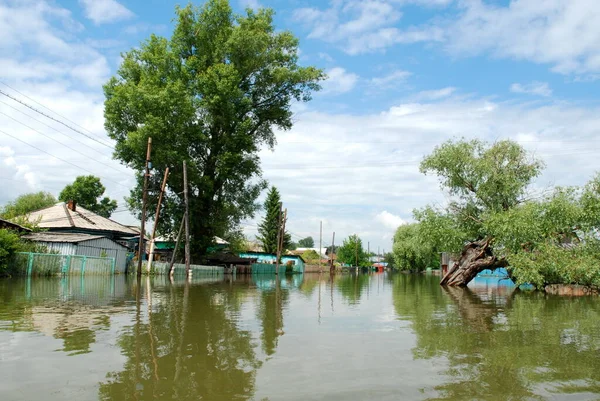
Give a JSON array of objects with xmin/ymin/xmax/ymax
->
[
  {"xmin": 183, "ymin": 161, "xmax": 191, "ymax": 277},
  {"xmin": 355, "ymin": 235, "xmax": 358, "ymax": 267},
  {"xmin": 146, "ymin": 168, "xmax": 169, "ymax": 273},
  {"xmin": 329, "ymin": 231, "xmax": 335, "ymax": 274},
  {"xmin": 137, "ymin": 137, "xmax": 152, "ymax": 277},
  {"xmin": 169, "ymin": 216, "xmax": 185, "ymax": 277},
  {"xmin": 319, "ymin": 221, "xmax": 323, "ymax": 272},
  {"xmin": 278, "ymin": 208, "xmax": 287, "ymax": 274},
  {"xmin": 275, "ymin": 203, "xmax": 283, "ymax": 274}
]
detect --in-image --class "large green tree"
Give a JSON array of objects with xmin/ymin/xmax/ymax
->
[
  {"xmin": 337, "ymin": 234, "xmax": 369, "ymax": 267},
  {"xmin": 256, "ymin": 186, "xmax": 291, "ymax": 254},
  {"xmin": 1, "ymin": 191, "xmax": 56, "ymax": 219},
  {"xmin": 59, "ymin": 175, "xmax": 118, "ymax": 218},
  {"xmin": 103, "ymin": 0, "xmax": 324, "ymax": 260},
  {"xmin": 297, "ymin": 236, "xmax": 314, "ymax": 248}
]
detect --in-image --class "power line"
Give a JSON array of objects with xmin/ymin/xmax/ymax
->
[
  {"xmin": 0, "ymin": 110, "xmax": 126, "ymax": 175},
  {"xmin": 0, "ymin": 128, "xmax": 130, "ymax": 190},
  {"xmin": 0, "ymin": 99, "xmax": 128, "ymax": 171},
  {"xmin": 0, "ymin": 88, "xmax": 114, "ymax": 149}
]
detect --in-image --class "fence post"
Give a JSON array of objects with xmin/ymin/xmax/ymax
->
[
  {"xmin": 111, "ymin": 258, "xmax": 116, "ymax": 275},
  {"xmin": 81, "ymin": 256, "xmax": 87, "ymax": 276},
  {"xmin": 63, "ymin": 255, "xmax": 71, "ymax": 275},
  {"xmin": 27, "ymin": 253, "xmax": 34, "ymax": 276}
]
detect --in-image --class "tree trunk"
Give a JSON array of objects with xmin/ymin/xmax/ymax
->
[{"xmin": 440, "ymin": 238, "xmax": 508, "ymax": 287}]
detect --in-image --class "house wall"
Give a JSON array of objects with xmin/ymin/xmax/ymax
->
[{"xmin": 77, "ymin": 237, "xmax": 129, "ymax": 273}]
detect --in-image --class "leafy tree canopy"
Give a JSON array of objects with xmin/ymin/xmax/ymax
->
[
  {"xmin": 1, "ymin": 191, "xmax": 56, "ymax": 219},
  {"xmin": 103, "ymin": 0, "xmax": 324, "ymax": 259},
  {"xmin": 297, "ymin": 236, "xmax": 314, "ymax": 248},
  {"xmin": 337, "ymin": 234, "xmax": 369, "ymax": 267},
  {"xmin": 59, "ymin": 175, "xmax": 118, "ymax": 218},
  {"xmin": 394, "ymin": 138, "xmax": 600, "ymax": 288}
]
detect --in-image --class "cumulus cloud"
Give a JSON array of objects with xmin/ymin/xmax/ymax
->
[
  {"xmin": 413, "ymin": 87, "xmax": 456, "ymax": 100},
  {"xmin": 510, "ymin": 82, "xmax": 552, "ymax": 97},
  {"xmin": 79, "ymin": 0, "xmax": 134, "ymax": 25},
  {"xmin": 375, "ymin": 211, "xmax": 407, "ymax": 230},
  {"xmin": 322, "ymin": 67, "xmax": 359, "ymax": 94}
]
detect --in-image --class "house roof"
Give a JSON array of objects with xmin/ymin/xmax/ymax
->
[
  {"xmin": 241, "ymin": 251, "xmax": 306, "ymax": 263},
  {"xmin": 22, "ymin": 232, "xmax": 107, "ymax": 243},
  {"xmin": 154, "ymin": 235, "xmax": 229, "ymax": 245},
  {"xmin": 0, "ymin": 218, "xmax": 31, "ymax": 232},
  {"xmin": 23, "ymin": 203, "xmax": 138, "ymax": 237}
]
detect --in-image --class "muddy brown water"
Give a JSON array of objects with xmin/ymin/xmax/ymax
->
[{"xmin": 1, "ymin": 273, "xmax": 599, "ymax": 400}]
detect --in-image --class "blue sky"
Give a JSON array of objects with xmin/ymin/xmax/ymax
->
[{"xmin": 2, "ymin": 0, "xmax": 600, "ymax": 251}]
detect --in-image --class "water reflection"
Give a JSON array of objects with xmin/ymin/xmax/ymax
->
[
  {"xmin": 390, "ymin": 274, "xmax": 600, "ymax": 400},
  {"xmin": 1, "ymin": 273, "xmax": 600, "ymax": 400}
]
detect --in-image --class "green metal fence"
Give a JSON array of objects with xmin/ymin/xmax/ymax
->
[
  {"xmin": 251, "ymin": 263, "xmax": 287, "ymax": 275},
  {"xmin": 14, "ymin": 252, "xmax": 116, "ymax": 276},
  {"xmin": 149, "ymin": 262, "xmax": 224, "ymax": 276}
]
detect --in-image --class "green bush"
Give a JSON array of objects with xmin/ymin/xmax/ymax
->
[
  {"xmin": 0, "ymin": 229, "xmax": 22, "ymax": 276},
  {"xmin": 509, "ymin": 241, "xmax": 600, "ymax": 289}
]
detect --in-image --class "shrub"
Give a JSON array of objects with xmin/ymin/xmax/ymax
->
[{"xmin": 0, "ymin": 229, "xmax": 22, "ymax": 276}]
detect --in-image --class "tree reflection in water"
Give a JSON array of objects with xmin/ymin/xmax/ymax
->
[
  {"xmin": 392, "ymin": 274, "xmax": 600, "ymax": 400},
  {"xmin": 99, "ymin": 275, "xmax": 290, "ymax": 401}
]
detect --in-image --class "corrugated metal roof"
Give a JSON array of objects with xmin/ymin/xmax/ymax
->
[
  {"xmin": 24, "ymin": 203, "xmax": 138, "ymax": 236},
  {"xmin": 22, "ymin": 232, "xmax": 107, "ymax": 243}
]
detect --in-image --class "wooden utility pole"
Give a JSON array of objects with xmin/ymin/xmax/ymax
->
[
  {"xmin": 168, "ymin": 215, "xmax": 185, "ymax": 276},
  {"xmin": 183, "ymin": 161, "xmax": 191, "ymax": 277},
  {"xmin": 355, "ymin": 236, "xmax": 358, "ymax": 268},
  {"xmin": 146, "ymin": 168, "xmax": 169, "ymax": 273},
  {"xmin": 137, "ymin": 137, "xmax": 152, "ymax": 277},
  {"xmin": 319, "ymin": 221, "xmax": 323, "ymax": 272},
  {"xmin": 279, "ymin": 208, "xmax": 287, "ymax": 273},
  {"xmin": 329, "ymin": 231, "xmax": 335, "ymax": 274},
  {"xmin": 275, "ymin": 202, "xmax": 283, "ymax": 273}
]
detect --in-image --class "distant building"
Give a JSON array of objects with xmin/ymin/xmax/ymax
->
[{"xmin": 238, "ymin": 251, "xmax": 305, "ymax": 272}]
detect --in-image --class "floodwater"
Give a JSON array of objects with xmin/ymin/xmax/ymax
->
[{"xmin": 1, "ymin": 273, "xmax": 599, "ymax": 401}]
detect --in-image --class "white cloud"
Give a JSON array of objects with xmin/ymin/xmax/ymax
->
[
  {"xmin": 80, "ymin": 0, "xmax": 134, "ymax": 25},
  {"xmin": 412, "ymin": 87, "xmax": 456, "ymax": 100},
  {"xmin": 322, "ymin": 67, "xmax": 359, "ymax": 94},
  {"xmin": 440, "ymin": 0, "xmax": 600, "ymax": 76},
  {"xmin": 510, "ymin": 82, "xmax": 553, "ymax": 97},
  {"xmin": 370, "ymin": 69, "xmax": 412, "ymax": 88},
  {"xmin": 294, "ymin": 0, "xmax": 442, "ymax": 55},
  {"xmin": 375, "ymin": 211, "xmax": 407, "ymax": 230},
  {"xmin": 239, "ymin": 0, "xmax": 261, "ymax": 9}
]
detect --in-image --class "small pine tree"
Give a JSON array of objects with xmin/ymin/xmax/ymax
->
[{"xmin": 257, "ymin": 187, "xmax": 291, "ymax": 254}]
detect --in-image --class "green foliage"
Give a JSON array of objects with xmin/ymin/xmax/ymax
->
[
  {"xmin": 222, "ymin": 228, "xmax": 249, "ymax": 253},
  {"xmin": 59, "ymin": 175, "xmax": 117, "ymax": 218},
  {"xmin": 1, "ymin": 191, "xmax": 56, "ymax": 219},
  {"xmin": 103, "ymin": 0, "xmax": 324, "ymax": 259},
  {"xmin": 297, "ymin": 236, "xmax": 314, "ymax": 247},
  {"xmin": 256, "ymin": 187, "xmax": 291, "ymax": 253},
  {"xmin": 509, "ymin": 241, "xmax": 600, "ymax": 289},
  {"xmin": 301, "ymin": 249, "xmax": 320, "ymax": 263},
  {"xmin": 392, "ymin": 224, "xmax": 436, "ymax": 271},
  {"xmin": 336, "ymin": 234, "xmax": 369, "ymax": 266},
  {"xmin": 0, "ymin": 229, "xmax": 22, "ymax": 276},
  {"xmin": 421, "ymin": 139, "xmax": 543, "ymax": 214}
]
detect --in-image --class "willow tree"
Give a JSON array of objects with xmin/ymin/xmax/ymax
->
[
  {"xmin": 418, "ymin": 139, "xmax": 544, "ymax": 285},
  {"xmin": 103, "ymin": 0, "xmax": 324, "ymax": 259}
]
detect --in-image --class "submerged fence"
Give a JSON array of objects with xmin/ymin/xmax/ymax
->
[
  {"xmin": 149, "ymin": 261, "xmax": 224, "ymax": 276},
  {"xmin": 13, "ymin": 252, "xmax": 116, "ymax": 276}
]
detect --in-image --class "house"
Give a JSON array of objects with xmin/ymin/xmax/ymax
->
[
  {"xmin": 21, "ymin": 232, "xmax": 129, "ymax": 273},
  {"xmin": 22, "ymin": 201, "xmax": 138, "ymax": 241},
  {"xmin": 238, "ymin": 251, "xmax": 305, "ymax": 273},
  {"xmin": 0, "ymin": 217, "xmax": 31, "ymax": 232},
  {"xmin": 18, "ymin": 201, "xmax": 139, "ymax": 271}
]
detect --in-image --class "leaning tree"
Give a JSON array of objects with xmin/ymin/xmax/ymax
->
[{"xmin": 418, "ymin": 139, "xmax": 544, "ymax": 286}]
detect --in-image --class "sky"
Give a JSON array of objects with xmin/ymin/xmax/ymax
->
[{"xmin": 2, "ymin": 0, "xmax": 600, "ymax": 253}]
